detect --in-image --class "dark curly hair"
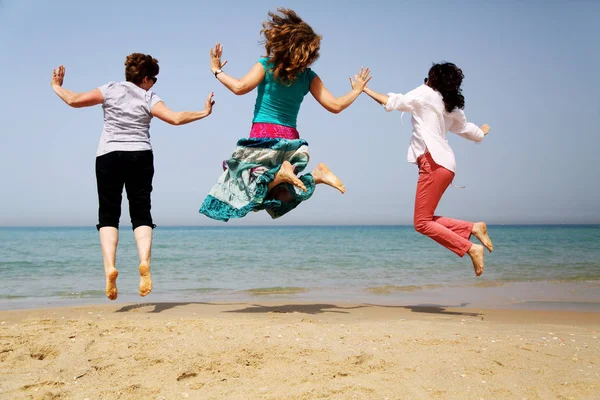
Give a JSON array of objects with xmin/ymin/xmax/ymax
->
[
  {"xmin": 124, "ymin": 53, "xmax": 159, "ymax": 85},
  {"xmin": 260, "ymin": 8, "xmax": 321, "ymax": 85},
  {"xmin": 426, "ymin": 62, "xmax": 465, "ymax": 113}
]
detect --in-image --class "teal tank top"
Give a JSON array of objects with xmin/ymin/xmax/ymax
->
[{"xmin": 252, "ymin": 57, "xmax": 317, "ymax": 128}]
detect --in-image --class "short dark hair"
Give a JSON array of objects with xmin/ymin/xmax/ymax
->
[{"xmin": 124, "ymin": 53, "xmax": 159, "ymax": 84}]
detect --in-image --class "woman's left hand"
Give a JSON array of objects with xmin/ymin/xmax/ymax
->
[
  {"xmin": 51, "ymin": 65, "xmax": 65, "ymax": 87},
  {"xmin": 349, "ymin": 67, "xmax": 372, "ymax": 92},
  {"xmin": 204, "ymin": 92, "xmax": 215, "ymax": 115},
  {"xmin": 210, "ymin": 43, "xmax": 228, "ymax": 74}
]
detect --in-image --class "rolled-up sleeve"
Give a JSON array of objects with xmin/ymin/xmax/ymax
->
[
  {"xmin": 449, "ymin": 110, "xmax": 484, "ymax": 143},
  {"xmin": 384, "ymin": 92, "xmax": 413, "ymax": 112}
]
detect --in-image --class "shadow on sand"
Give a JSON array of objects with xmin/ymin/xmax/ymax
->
[
  {"xmin": 363, "ymin": 302, "xmax": 482, "ymax": 317},
  {"xmin": 115, "ymin": 302, "xmax": 241, "ymax": 314},
  {"xmin": 115, "ymin": 301, "xmax": 482, "ymax": 317}
]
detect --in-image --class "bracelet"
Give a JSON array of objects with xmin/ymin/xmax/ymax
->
[{"xmin": 214, "ymin": 69, "xmax": 223, "ymax": 78}]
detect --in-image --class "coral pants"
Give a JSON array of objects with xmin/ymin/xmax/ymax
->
[{"xmin": 414, "ymin": 152, "xmax": 474, "ymax": 257}]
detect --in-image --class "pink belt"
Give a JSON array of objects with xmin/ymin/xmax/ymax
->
[{"xmin": 249, "ymin": 123, "xmax": 300, "ymax": 140}]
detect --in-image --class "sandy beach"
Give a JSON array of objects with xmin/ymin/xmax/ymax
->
[{"xmin": 0, "ymin": 302, "xmax": 598, "ymax": 399}]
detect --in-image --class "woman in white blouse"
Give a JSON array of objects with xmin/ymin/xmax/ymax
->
[{"xmin": 361, "ymin": 62, "xmax": 492, "ymax": 276}]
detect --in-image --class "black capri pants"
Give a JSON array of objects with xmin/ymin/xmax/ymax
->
[{"xmin": 95, "ymin": 150, "xmax": 156, "ymax": 230}]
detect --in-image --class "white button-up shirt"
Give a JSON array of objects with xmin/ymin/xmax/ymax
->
[{"xmin": 385, "ymin": 84, "xmax": 484, "ymax": 173}]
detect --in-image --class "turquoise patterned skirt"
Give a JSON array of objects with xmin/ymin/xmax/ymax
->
[{"xmin": 199, "ymin": 138, "xmax": 315, "ymax": 222}]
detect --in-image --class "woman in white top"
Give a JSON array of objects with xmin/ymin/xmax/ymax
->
[
  {"xmin": 51, "ymin": 53, "xmax": 215, "ymax": 300},
  {"xmin": 362, "ymin": 62, "xmax": 493, "ymax": 276}
]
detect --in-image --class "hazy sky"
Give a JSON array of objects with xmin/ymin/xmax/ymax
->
[{"xmin": 0, "ymin": 0, "xmax": 598, "ymax": 226}]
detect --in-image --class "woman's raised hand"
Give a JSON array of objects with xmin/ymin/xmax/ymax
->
[
  {"xmin": 480, "ymin": 124, "xmax": 491, "ymax": 135},
  {"xmin": 51, "ymin": 65, "xmax": 65, "ymax": 87},
  {"xmin": 210, "ymin": 43, "xmax": 228, "ymax": 74},
  {"xmin": 204, "ymin": 92, "xmax": 215, "ymax": 115},
  {"xmin": 349, "ymin": 67, "xmax": 372, "ymax": 92}
]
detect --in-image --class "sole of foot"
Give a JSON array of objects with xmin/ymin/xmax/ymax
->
[
  {"xmin": 472, "ymin": 222, "xmax": 493, "ymax": 253},
  {"xmin": 139, "ymin": 263, "xmax": 152, "ymax": 297},
  {"xmin": 312, "ymin": 162, "xmax": 346, "ymax": 194},
  {"xmin": 468, "ymin": 244, "xmax": 485, "ymax": 276},
  {"xmin": 105, "ymin": 267, "xmax": 118, "ymax": 300},
  {"xmin": 279, "ymin": 161, "xmax": 307, "ymax": 192}
]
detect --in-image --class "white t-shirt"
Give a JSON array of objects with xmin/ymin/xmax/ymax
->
[
  {"xmin": 96, "ymin": 81, "xmax": 162, "ymax": 156},
  {"xmin": 385, "ymin": 84, "xmax": 484, "ymax": 173}
]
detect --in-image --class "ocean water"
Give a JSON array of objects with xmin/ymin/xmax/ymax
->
[{"xmin": 1, "ymin": 225, "xmax": 599, "ymax": 310}]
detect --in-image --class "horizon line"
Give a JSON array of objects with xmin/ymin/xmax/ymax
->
[{"xmin": 1, "ymin": 223, "xmax": 599, "ymax": 229}]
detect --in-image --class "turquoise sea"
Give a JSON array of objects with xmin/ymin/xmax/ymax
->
[{"xmin": 1, "ymin": 225, "xmax": 599, "ymax": 311}]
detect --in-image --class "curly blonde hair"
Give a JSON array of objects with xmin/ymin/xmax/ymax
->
[
  {"xmin": 260, "ymin": 8, "xmax": 321, "ymax": 85},
  {"xmin": 124, "ymin": 53, "xmax": 159, "ymax": 84}
]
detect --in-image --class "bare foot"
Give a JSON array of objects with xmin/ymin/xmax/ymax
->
[
  {"xmin": 139, "ymin": 263, "xmax": 152, "ymax": 297},
  {"xmin": 472, "ymin": 222, "xmax": 493, "ymax": 252},
  {"xmin": 277, "ymin": 161, "xmax": 306, "ymax": 192},
  {"xmin": 312, "ymin": 163, "xmax": 346, "ymax": 194},
  {"xmin": 467, "ymin": 244, "xmax": 484, "ymax": 276},
  {"xmin": 105, "ymin": 267, "xmax": 118, "ymax": 300}
]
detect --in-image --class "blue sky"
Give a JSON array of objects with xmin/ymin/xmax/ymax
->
[{"xmin": 0, "ymin": 0, "xmax": 598, "ymax": 226}]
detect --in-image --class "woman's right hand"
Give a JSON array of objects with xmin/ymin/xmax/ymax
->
[
  {"xmin": 204, "ymin": 92, "xmax": 215, "ymax": 115},
  {"xmin": 209, "ymin": 43, "xmax": 228, "ymax": 74},
  {"xmin": 480, "ymin": 124, "xmax": 491, "ymax": 135},
  {"xmin": 51, "ymin": 65, "xmax": 65, "ymax": 87},
  {"xmin": 349, "ymin": 67, "xmax": 372, "ymax": 93}
]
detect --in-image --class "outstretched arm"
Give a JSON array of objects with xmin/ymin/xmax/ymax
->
[
  {"xmin": 449, "ymin": 110, "xmax": 489, "ymax": 142},
  {"xmin": 151, "ymin": 92, "xmax": 215, "ymax": 126},
  {"xmin": 51, "ymin": 65, "xmax": 103, "ymax": 108},
  {"xmin": 310, "ymin": 68, "xmax": 372, "ymax": 114},
  {"xmin": 364, "ymin": 85, "xmax": 413, "ymax": 113},
  {"xmin": 210, "ymin": 43, "xmax": 265, "ymax": 95},
  {"xmin": 363, "ymin": 87, "xmax": 389, "ymax": 106}
]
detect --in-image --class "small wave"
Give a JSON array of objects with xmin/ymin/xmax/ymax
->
[
  {"xmin": 0, "ymin": 261, "xmax": 35, "ymax": 266},
  {"xmin": 52, "ymin": 290, "xmax": 106, "ymax": 298},
  {"xmin": 0, "ymin": 295, "xmax": 28, "ymax": 300},
  {"xmin": 547, "ymin": 277, "xmax": 600, "ymax": 284},
  {"xmin": 244, "ymin": 287, "xmax": 308, "ymax": 296},
  {"xmin": 456, "ymin": 278, "xmax": 600, "ymax": 290},
  {"xmin": 366, "ymin": 284, "xmax": 444, "ymax": 294},
  {"xmin": 471, "ymin": 281, "xmax": 506, "ymax": 288},
  {"xmin": 178, "ymin": 288, "xmax": 224, "ymax": 294},
  {"xmin": 470, "ymin": 277, "xmax": 600, "ymax": 285}
]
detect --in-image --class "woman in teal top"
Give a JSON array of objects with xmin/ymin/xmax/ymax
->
[
  {"xmin": 200, "ymin": 8, "xmax": 371, "ymax": 221},
  {"xmin": 252, "ymin": 57, "xmax": 317, "ymax": 128}
]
